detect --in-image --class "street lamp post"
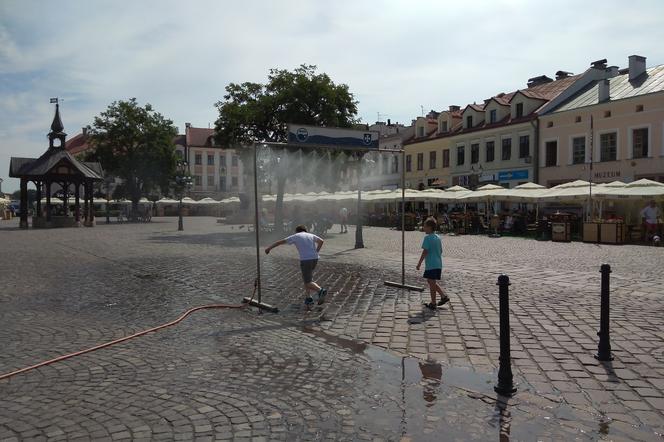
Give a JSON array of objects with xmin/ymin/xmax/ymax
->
[
  {"xmin": 105, "ymin": 176, "xmax": 113, "ymax": 224},
  {"xmin": 176, "ymin": 160, "xmax": 192, "ymax": 231},
  {"xmin": 354, "ymin": 151, "xmax": 367, "ymax": 249}
]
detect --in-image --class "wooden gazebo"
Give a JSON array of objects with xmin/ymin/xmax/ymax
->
[{"xmin": 9, "ymin": 102, "xmax": 104, "ymax": 228}]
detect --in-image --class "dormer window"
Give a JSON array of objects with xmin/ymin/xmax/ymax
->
[
  {"xmin": 418, "ymin": 126, "xmax": 425, "ymax": 137},
  {"xmin": 489, "ymin": 109, "xmax": 497, "ymax": 123},
  {"xmin": 515, "ymin": 103, "xmax": 524, "ymax": 118},
  {"xmin": 466, "ymin": 116, "xmax": 473, "ymax": 128},
  {"xmin": 440, "ymin": 121, "xmax": 448, "ymax": 133}
]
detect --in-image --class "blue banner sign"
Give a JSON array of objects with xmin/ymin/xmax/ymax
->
[
  {"xmin": 288, "ymin": 124, "xmax": 379, "ymax": 150},
  {"xmin": 498, "ymin": 170, "xmax": 529, "ymax": 181}
]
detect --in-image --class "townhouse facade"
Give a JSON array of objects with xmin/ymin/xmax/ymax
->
[
  {"xmin": 403, "ymin": 110, "xmax": 459, "ymax": 189},
  {"xmin": 175, "ymin": 124, "xmax": 246, "ymax": 198},
  {"xmin": 539, "ymin": 56, "xmax": 664, "ymax": 186},
  {"xmin": 363, "ymin": 120, "xmax": 414, "ymax": 190},
  {"xmin": 403, "ymin": 55, "xmax": 664, "ymax": 190}
]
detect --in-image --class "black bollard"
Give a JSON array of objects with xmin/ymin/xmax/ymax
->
[
  {"xmin": 595, "ymin": 264, "xmax": 613, "ymax": 361},
  {"xmin": 495, "ymin": 274, "xmax": 517, "ymax": 396}
]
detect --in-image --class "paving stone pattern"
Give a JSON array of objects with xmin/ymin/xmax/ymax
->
[{"xmin": 1, "ymin": 217, "xmax": 663, "ymax": 441}]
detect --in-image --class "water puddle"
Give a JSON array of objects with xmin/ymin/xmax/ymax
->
[{"xmin": 301, "ymin": 327, "xmax": 658, "ymax": 441}]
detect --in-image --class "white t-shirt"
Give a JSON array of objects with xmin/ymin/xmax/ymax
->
[
  {"xmin": 286, "ymin": 232, "xmax": 321, "ymax": 261},
  {"xmin": 641, "ymin": 206, "xmax": 660, "ymax": 224},
  {"xmin": 339, "ymin": 207, "xmax": 348, "ymax": 219}
]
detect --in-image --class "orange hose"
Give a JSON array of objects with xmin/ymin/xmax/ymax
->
[{"xmin": 0, "ymin": 302, "xmax": 249, "ymax": 382}]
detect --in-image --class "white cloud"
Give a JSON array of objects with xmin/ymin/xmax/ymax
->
[{"xmin": 1, "ymin": 0, "xmax": 663, "ymax": 191}]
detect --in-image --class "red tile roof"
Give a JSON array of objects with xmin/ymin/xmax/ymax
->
[
  {"xmin": 186, "ymin": 127, "xmax": 216, "ymax": 147},
  {"xmin": 65, "ymin": 133, "xmax": 91, "ymax": 156}
]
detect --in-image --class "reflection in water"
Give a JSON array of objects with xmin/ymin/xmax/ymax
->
[
  {"xmin": 492, "ymin": 399, "xmax": 512, "ymax": 442},
  {"xmin": 419, "ymin": 360, "xmax": 442, "ymax": 405}
]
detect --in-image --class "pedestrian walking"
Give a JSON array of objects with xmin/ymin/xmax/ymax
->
[
  {"xmin": 416, "ymin": 217, "xmax": 449, "ymax": 310},
  {"xmin": 265, "ymin": 225, "xmax": 328, "ymax": 307},
  {"xmin": 339, "ymin": 207, "xmax": 348, "ymax": 233}
]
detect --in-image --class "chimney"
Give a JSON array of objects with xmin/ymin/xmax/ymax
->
[
  {"xmin": 591, "ymin": 59, "xmax": 607, "ymax": 69},
  {"xmin": 448, "ymin": 105, "xmax": 460, "ymax": 113},
  {"xmin": 185, "ymin": 122, "xmax": 191, "ymax": 129},
  {"xmin": 598, "ymin": 79, "xmax": 610, "ymax": 102},
  {"xmin": 387, "ymin": 118, "xmax": 391, "ymax": 126},
  {"xmin": 527, "ymin": 75, "xmax": 553, "ymax": 88},
  {"xmin": 82, "ymin": 127, "xmax": 88, "ymax": 136},
  {"xmin": 628, "ymin": 55, "xmax": 646, "ymax": 81},
  {"xmin": 555, "ymin": 70, "xmax": 573, "ymax": 80}
]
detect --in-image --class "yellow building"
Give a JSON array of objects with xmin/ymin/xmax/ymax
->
[
  {"xmin": 404, "ymin": 108, "xmax": 461, "ymax": 189},
  {"xmin": 539, "ymin": 56, "xmax": 664, "ymax": 186},
  {"xmin": 447, "ymin": 74, "xmax": 579, "ymax": 188}
]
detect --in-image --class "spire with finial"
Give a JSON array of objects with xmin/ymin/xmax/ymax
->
[{"xmin": 48, "ymin": 100, "xmax": 67, "ymax": 150}]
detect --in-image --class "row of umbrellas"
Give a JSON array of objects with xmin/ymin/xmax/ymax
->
[
  {"xmin": 24, "ymin": 179, "xmax": 664, "ymax": 207},
  {"xmin": 242, "ymin": 179, "xmax": 664, "ymax": 205}
]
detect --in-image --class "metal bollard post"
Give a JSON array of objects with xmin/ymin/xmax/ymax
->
[
  {"xmin": 595, "ymin": 264, "xmax": 613, "ymax": 361},
  {"xmin": 495, "ymin": 274, "xmax": 517, "ymax": 396}
]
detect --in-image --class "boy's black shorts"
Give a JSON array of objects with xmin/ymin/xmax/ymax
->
[{"xmin": 300, "ymin": 259, "xmax": 318, "ymax": 283}]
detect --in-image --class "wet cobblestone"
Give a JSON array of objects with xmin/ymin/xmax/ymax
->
[{"xmin": 1, "ymin": 217, "xmax": 663, "ymax": 440}]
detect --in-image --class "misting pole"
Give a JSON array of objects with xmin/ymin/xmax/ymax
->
[
  {"xmin": 401, "ymin": 149, "xmax": 405, "ymax": 286},
  {"xmin": 253, "ymin": 144, "xmax": 262, "ymax": 305},
  {"xmin": 242, "ymin": 143, "xmax": 278, "ymax": 312},
  {"xmin": 384, "ymin": 149, "xmax": 423, "ymax": 292}
]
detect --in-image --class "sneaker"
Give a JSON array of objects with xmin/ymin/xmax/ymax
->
[
  {"xmin": 304, "ymin": 297, "xmax": 314, "ymax": 306},
  {"xmin": 437, "ymin": 296, "xmax": 450, "ymax": 306},
  {"xmin": 317, "ymin": 288, "xmax": 328, "ymax": 305},
  {"xmin": 424, "ymin": 302, "xmax": 437, "ymax": 311}
]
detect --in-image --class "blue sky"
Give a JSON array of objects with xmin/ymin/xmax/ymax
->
[{"xmin": 2, "ymin": 0, "xmax": 663, "ymax": 192}]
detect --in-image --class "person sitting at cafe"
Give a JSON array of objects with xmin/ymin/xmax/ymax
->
[
  {"xmin": 504, "ymin": 214, "xmax": 514, "ymax": 231},
  {"xmin": 641, "ymin": 200, "xmax": 661, "ymax": 241}
]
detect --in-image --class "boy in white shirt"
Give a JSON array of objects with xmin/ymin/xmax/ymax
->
[{"xmin": 265, "ymin": 225, "xmax": 328, "ymax": 306}]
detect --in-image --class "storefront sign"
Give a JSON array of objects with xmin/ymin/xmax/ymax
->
[
  {"xmin": 594, "ymin": 170, "xmax": 621, "ymax": 179},
  {"xmin": 498, "ymin": 170, "xmax": 529, "ymax": 181},
  {"xmin": 478, "ymin": 174, "xmax": 496, "ymax": 183}
]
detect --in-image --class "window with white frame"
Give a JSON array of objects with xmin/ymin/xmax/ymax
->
[
  {"xmin": 572, "ymin": 137, "xmax": 585, "ymax": 164},
  {"xmin": 600, "ymin": 132, "xmax": 617, "ymax": 162},
  {"xmin": 457, "ymin": 146, "xmax": 465, "ymax": 166},
  {"xmin": 632, "ymin": 128, "xmax": 648, "ymax": 158},
  {"xmin": 545, "ymin": 141, "xmax": 557, "ymax": 167},
  {"xmin": 486, "ymin": 141, "xmax": 495, "ymax": 162}
]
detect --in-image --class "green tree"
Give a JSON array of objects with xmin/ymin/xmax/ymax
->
[
  {"xmin": 85, "ymin": 98, "xmax": 178, "ymax": 217},
  {"xmin": 214, "ymin": 64, "xmax": 359, "ymax": 231}
]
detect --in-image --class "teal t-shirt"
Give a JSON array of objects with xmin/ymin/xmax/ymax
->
[{"xmin": 422, "ymin": 233, "xmax": 443, "ymax": 270}]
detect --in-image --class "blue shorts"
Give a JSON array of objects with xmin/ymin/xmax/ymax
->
[{"xmin": 423, "ymin": 269, "xmax": 442, "ymax": 280}]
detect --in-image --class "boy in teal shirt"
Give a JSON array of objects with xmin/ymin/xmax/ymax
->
[{"xmin": 416, "ymin": 217, "xmax": 449, "ymax": 310}]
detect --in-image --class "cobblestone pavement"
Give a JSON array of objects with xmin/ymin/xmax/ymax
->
[{"xmin": 1, "ymin": 217, "xmax": 663, "ymax": 441}]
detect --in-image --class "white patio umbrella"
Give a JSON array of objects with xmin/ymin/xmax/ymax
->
[
  {"xmin": 539, "ymin": 180, "xmax": 614, "ymax": 202},
  {"xmin": 219, "ymin": 197, "xmax": 241, "ymax": 205},
  {"xmin": 197, "ymin": 197, "xmax": 220, "ymax": 204},
  {"xmin": 494, "ymin": 182, "xmax": 547, "ymax": 202},
  {"xmin": 600, "ymin": 178, "xmax": 664, "ymax": 200},
  {"xmin": 155, "ymin": 197, "xmax": 180, "ymax": 205},
  {"xmin": 181, "ymin": 197, "xmax": 198, "ymax": 205},
  {"xmin": 458, "ymin": 184, "xmax": 505, "ymax": 203}
]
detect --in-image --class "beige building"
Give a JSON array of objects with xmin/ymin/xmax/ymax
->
[
  {"xmin": 363, "ymin": 121, "xmax": 413, "ymax": 190},
  {"xmin": 539, "ymin": 56, "xmax": 664, "ymax": 186},
  {"xmin": 175, "ymin": 124, "xmax": 246, "ymax": 198},
  {"xmin": 404, "ymin": 109, "xmax": 460, "ymax": 188},
  {"xmin": 448, "ymin": 74, "xmax": 579, "ymax": 188}
]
